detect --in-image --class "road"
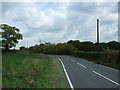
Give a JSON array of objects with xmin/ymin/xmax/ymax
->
[{"xmin": 52, "ymin": 55, "xmax": 120, "ymax": 89}]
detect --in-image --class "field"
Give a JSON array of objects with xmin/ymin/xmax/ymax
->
[{"xmin": 2, "ymin": 53, "xmax": 67, "ymax": 88}]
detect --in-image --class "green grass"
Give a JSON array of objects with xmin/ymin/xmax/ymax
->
[{"xmin": 2, "ymin": 53, "xmax": 67, "ymax": 88}]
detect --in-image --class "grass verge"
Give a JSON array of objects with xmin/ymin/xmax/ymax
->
[{"xmin": 2, "ymin": 53, "xmax": 67, "ymax": 88}]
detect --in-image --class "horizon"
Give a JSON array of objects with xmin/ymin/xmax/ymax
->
[{"xmin": 17, "ymin": 39, "xmax": 119, "ymax": 49}]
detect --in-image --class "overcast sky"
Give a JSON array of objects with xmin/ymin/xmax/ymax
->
[{"xmin": 1, "ymin": 1, "xmax": 118, "ymax": 48}]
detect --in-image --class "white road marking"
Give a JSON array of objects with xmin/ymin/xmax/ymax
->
[
  {"xmin": 71, "ymin": 60, "xmax": 75, "ymax": 62},
  {"xmin": 75, "ymin": 57, "xmax": 118, "ymax": 71},
  {"xmin": 58, "ymin": 58, "xmax": 74, "ymax": 89},
  {"xmin": 77, "ymin": 63, "xmax": 86, "ymax": 68},
  {"xmin": 92, "ymin": 70, "xmax": 120, "ymax": 86},
  {"xmin": 76, "ymin": 58, "xmax": 93, "ymax": 64}
]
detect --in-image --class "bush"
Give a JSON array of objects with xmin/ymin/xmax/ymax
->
[
  {"xmin": 72, "ymin": 50, "xmax": 120, "ymax": 66},
  {"xmin": 72, "ymin": 51, "xmax": 101, "ymax": 60},
  {"xmin": 55, "ymin": 43, "xmax": 78, "ymax": 55},
  {"xmin": 105, "ymin": 50, "xmax": 120, "ymax": 64}
]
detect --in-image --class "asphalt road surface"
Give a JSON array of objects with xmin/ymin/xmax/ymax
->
[{"xmin": 52, "ymin": 55, "xmax": 120, "ymax": 89}]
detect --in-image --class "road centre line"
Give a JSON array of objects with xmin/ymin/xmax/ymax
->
[
  {"xmin": 77, "ymin": 62, "xmax": 86, "ymax": 68},
  {"xmin": 92, "ymin": 70, "xmax": 120, "ymax": 86},
  {"xmin": 58, "ymin": 58, "xmax": 74, "ymax": 89},
  {"xmin": 71, "ymin": 60, "xmax": 75, "ymax": 62}
]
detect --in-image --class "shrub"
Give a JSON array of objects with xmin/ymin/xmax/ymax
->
[
  {"xmin": 72, "ymin": 51, "xmax": 101, "ymax": 60},
  {"xmin": 55, "ymin": 43, "xmax": 78, "ymax": 55},
  {"xmin": 72, "ymin": 50, "xmax": 120, "ymax": 66},
  {"xmin": 105, "ymin": 50, "xmax": 120, "ymax": 64}
]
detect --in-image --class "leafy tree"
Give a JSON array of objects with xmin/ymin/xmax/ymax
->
[
  {"xmin": 107, "ymin": 41, "xmax": 120, "ymax": 50},
  {"xmin": 67, "ymin": 40, "xmax": 96, "ymax": 51},
  {"xmin": 82, "ymin": 42, "xmax": 96, "ymax": 51},
  {"xmin": 43, "ymin": 43, "xmax": 56, "ymax": 54},
  {"xmin": 20, "ymin": 46, "xmax": 26, "ymax": 50},
  {"xmin": 0, "ymin": 24, "xmax": 22, "ymax": 50},
  {"xmin": 55, "ymin": 43, "xmax": 78, "ymax": 55},
  {"xmin": 67, "ymin": 40, "xmax": 82, "ymax": 50}
]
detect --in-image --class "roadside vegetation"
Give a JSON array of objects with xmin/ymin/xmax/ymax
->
[
  {"xmin": 2, "ymin": 52, "xmax": 67, "ymax": 88},
  {"xmin": 72, "ymin": 50, "xmax": 120, "ymax": 69},
  {"xmin": 25, "ymin": 40, "xmax": 120, "ymax": 70},
  {"xmin": 1, "ymin": 24, "xmax": 67, "ymax": 88}
]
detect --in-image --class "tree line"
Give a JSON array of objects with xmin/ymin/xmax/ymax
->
[{"xmin": 19, "ymin": 40, "xmax": 120, "ymax": 55}]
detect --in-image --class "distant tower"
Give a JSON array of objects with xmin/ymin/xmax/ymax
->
[{"xmin": 40, "ymin": 39, "xmax": 41, "ymax": 44}]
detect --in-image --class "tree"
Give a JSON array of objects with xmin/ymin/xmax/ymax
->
[
  {"xmin": 67, "ymin": 40, "xmax": 96, "ymax": 51},
  {"xmin": 107, "ymin": 41, "xmax": 120, "ymax": 50},
  {"xmin": 20, "ymin": 46, "xmax": 26, "ymax": 50},
  {"xmin": 55, "ymin": 43, "xmax": 78, "ymax": 55},
  {"xmin": 67, "ymin": 40, "xmax": 81, "ymax": 50},
  {"xmin": 82, "ymin": 41, "xmax": 96, "ymax": 51},
  {"xmin": 0, "ymin": 24, "xmax": 22, "ymax": 50}
]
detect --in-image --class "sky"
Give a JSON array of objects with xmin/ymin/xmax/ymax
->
[{"xmin": 1, "ymin": 1, "xmax": 118, "ymax": 49}]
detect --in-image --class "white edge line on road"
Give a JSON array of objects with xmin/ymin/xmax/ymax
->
[
  {"xmin": 58, "ymin": 58, "xmax": 74, "ymax": 89},
  {"xmin": 77, "ymin": 63, "xmax": 86, "ymax": 68},
  {"xmin": 92, "ymin": 70, "xmax": 120, "ymax": 86}
]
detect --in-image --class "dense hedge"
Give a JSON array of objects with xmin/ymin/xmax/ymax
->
[
  {"xmin": 71, "ymin": 51, "xmax": 103, "ymax": 60},
  {"xmin": 71, "ymin": 50, "xmax": 120, "ymax": 65},
  {"xmin": 104, "ymin": 50, "xmax": 120, "ymax": 64}
]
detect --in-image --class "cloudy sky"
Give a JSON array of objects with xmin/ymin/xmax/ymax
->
[{"xmin": 1, "ymin": 1, "xmax": 118, "ymax": 48}]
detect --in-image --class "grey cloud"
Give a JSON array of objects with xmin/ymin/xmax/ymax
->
[
  {"xmin": 100, "ymin": 17, "xmax": 117, "ymax": 25},
  {"xmin": 2, "ymin": 2, "xmax": 118, "ymax": 49},
  {"xmin": 68, "ymin": 2, "xmax": 98, "ymax": 13}
]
